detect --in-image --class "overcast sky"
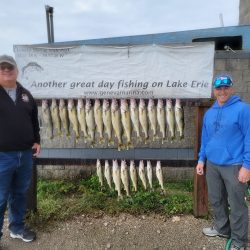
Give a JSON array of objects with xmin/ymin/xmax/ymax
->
[{"xmin": 0, "ymin": 0, "xmax": 239, "ymax": 56}]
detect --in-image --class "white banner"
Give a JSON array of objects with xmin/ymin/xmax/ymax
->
[{"xmin": 14, "ymin": 43, "xmax": 214, "ymax": 99}]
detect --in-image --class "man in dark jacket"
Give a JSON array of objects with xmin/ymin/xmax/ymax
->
[{"xmin": 0, "ymin": 55, "xmax": 40, "ymax": 243}]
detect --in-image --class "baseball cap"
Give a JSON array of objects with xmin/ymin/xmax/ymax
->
[
  {"xmin": 0, "ymin": 55, "xmax": 17, "ymax": 67},
  {"xmin": 213, "ymin": 74, "xmax": 233, "ymax": 88}
]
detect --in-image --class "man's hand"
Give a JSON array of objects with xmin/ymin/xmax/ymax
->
[
  {"xmin": 238, "ymin": 167, "xmax": 250, "ymax": 183},
  {"xmin": 196, "ymin": 162, "xmax": 204, "ymax": 175},
  {"xmin": 32, "ymin": 143, "xmax": 41, "ymax": 157}
]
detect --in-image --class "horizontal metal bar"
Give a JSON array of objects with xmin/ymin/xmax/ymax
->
[
  {"xmin": 34, "ymin": 157, "xmax": 196, "ymax": 168},
  {"xmin": 37, "ymin": 148, "xmax": 194, "ymax": 161}
]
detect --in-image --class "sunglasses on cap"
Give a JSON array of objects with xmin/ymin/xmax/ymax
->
[
  {"xmin": 213, "ymin": 76, "xmax": 233, "ymax": 88},
  {"xmin": 0, "ymin": 64, "xmax": 15, "ymax": 71}
]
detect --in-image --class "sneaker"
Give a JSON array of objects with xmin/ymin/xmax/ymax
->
[
  {"xmin": 10, "ymin": 228, "xmax": 36, "ymax": 242},
  {"xmin": 230, "ymin": 244, "xmax": 245, "ymax": 250},
  {"xmin": 202, "ymin": 226, "xmax": 229, "ymax": 238}
]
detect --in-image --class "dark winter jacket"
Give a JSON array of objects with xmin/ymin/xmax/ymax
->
[{"xmin": 0, "ymin": 82, "xmax": 40, "ymax": 151}]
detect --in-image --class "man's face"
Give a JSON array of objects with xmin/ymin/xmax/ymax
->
[
  {"xmin": 213, "ymin": 86, "xmax": 233, "ymax": 106},
  {"xmin": 0, "ymin": 62, "xmax": 18, "ymax": 86}
]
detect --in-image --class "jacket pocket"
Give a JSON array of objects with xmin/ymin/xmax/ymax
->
[{"xmin": 205, "ymin": 144, "xmax": 232, "ymax": 165}]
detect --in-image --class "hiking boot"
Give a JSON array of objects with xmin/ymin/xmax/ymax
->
[
  {"xmin": 202, "ymin": 226, "xmax": 229, "ymax": 238},
  {"xmin": 10, "ymin": 228, "xmax": 36, "ymax": 242}
]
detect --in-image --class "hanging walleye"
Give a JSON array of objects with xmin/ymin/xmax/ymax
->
[
  {"xmin": 41, "ymin": 99, "xmax": 53, "ymax": 139},
  {"xmin": 139, "ymin": 99, "xmax": 148, "ymax": 143},
  {"xmin": 50, "ymin": 99, "xmax": 62, "ymax": 137},
  {"xmin": 121, "ymin": 99, "xmax": 132, "ymax": 149},
  {"xmin": 94, "ymin": 99, "xmax": 104, "ymax": 143},
  {"xmin": 130, "ymin": 99, "xmax": 140, "ymax": 141},
  {"xmin": 166, "ymin": 99, "xmax": 175, "ymax": 141},
  {"xmin": 85, "ymin": 99, "xmax": 95, "ymax": 145},
  {"xmin": 59, "ymin": 99, "xmax": 70, "ymax": 137},
  {"xmin": 77, "ymin": 99, "xmax": 88, "ymax": 141},
  {"xmin": 157, "ymin": 99, "xmax": 166, "ymax": 143},
  {"xmin": 68, "ymin": 99, "xmax": 80, "ymax": 140},
  {"xmin": 174, "ymin": 99, "xmax": 184, "ymax": 139},
  {"xmin": 102, "ymin": 99, "xmax": 112, "ymax": 145},
  {"xmin": 147, "ymin": 99, "xmax": 157, "ymax": 141},
  {"xmin": 111, "ymin": 99, "xmax": 123, "ymax": 150}
]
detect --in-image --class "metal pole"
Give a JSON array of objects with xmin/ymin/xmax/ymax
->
[
  {"xmin": 49, "ymin": 9, "xmax": 54, "ymax": 43},
  {"xmin": 45, "ymin": 5, "xmax": 54, "ymax": 43},
  {"xmin": 27, "ymin": 158, "xmax": 37, "ymax": 212},
  {"xmin": 45, "ymin": 5, "xmax": 51, "ymax": 43}
]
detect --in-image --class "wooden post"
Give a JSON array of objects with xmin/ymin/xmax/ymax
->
[
  {"xmin": 27, "ymin": 158, "xmax": 37, "ymax": 212},
  {"xmin": 193, "ymin": 106, "xmax": 208, "ymax": 217}
]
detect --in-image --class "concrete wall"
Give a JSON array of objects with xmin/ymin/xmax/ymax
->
[
  {"xmin": 239, "ymin": 0, "xmax": 250, "ymax": 25},
  {"xmin": 215, "ymin": 53, "xmax": 250, "ymax": 103},
  {"xmin": 37, "ymin": 163, "xmax": 194, "ymax": 181}
]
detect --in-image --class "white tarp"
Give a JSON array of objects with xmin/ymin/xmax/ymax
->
[{"xmin": 14, "ymin": 43, "xmax": 214, "ymax": 99}]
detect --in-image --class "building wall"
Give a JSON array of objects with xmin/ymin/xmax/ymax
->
[
  {"xmin": 38, "ymin": 25, "xmax": 250, "ymax": 52},
  {"xmin": 239, "ymin": 0, "xmax": 250, "ymax": 25}
]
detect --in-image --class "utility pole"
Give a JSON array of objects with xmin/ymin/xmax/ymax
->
[{"xmin": 45, "ymin": 5, "xmax": 54, "ymax": 43}]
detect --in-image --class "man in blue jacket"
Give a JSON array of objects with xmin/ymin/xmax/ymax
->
[
  {"xmin": 196, "ymin": 74, "xmax": 250, "ymax": 250},
  {"xmin": 0, "ymin": 55, "xmax": 40, "ymax": 243}
]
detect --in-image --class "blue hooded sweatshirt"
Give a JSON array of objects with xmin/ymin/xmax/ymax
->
[{"xmin": 198, "ymin": 95, "xmax": 250, "ymax": 169}]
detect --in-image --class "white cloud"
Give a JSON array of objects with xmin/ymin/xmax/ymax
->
[{"xmin": 73, "ymin": 0, "xmax": 119, "ymax": 14}]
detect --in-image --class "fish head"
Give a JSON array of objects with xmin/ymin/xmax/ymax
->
[
  {"xmin": 94, "ymin": 99, "xmax": 101, "ymax": 108},
  {"xmin": 51, "ymin": 99, "xmax": 57, "ymax": 108},
  {"xmin": 130, "ymin": 99, "xmax": 137, "ymax": 109},
  {"xmin": 96, "ymin": 159, "xmax": 101, "ymax": 167},
  {"xmin": 103, "ymin": 99, "xmax": 110, "ymax": 111},
  {"xmin": 104, "ymin": 160, "xmax": 109, "ymax": 167},
  {"xmin": 166, "ymin": 99, "xmax": 173, "ymax": 111},
  {"xmin": 157, "ymin": 99, "xmax": 164, "ymax": 109},
  {"xmin": 130, "ymin": 160, "xmax": 135, "ymax": 168},
  {"xmin": 139, "ymin": 160, "xmax": 144, "ymax": 170},
  {"xmin": 147, "ymin": 160, "xmax": 152, "ymax": 168},
  {"xmin": 156, "ymin": 161, "xmax": 161, "ymax": 170},
  {"xmin": 42, "ymin": 99, "xmax": 48, "ymax": 109},
  {"xmin": 68, "ymin": 99, "xmax": 74, "ymax": 110},
  {"xmin": 120, "ymin": 99, "xmax": 128, "ymax": 112},
  {"xmin": 111, "ymin": 98, "xmax": 118, "ymax": 111},
  {"xmin": 85, "ymin": 99, "xmax": 92, "ymax": 111},
  {"xmin": 175, "ymin": 99, "xmax": 181, "ymax": 108},
  {"xmin": 139, "ymin": 99, "xmax": 145, "ymax": 108},
  {"xmin": 166, "ymin": 99, "xmax": 172, "ymax": 107},
  {"xmin": 59, "ymin": 99, "xmax": 65, "ymax": 108},
  {"xmin": 148, "ymin": 99, "xmax": 154, "ymax": 109},
  {"xmin": 121, "ymin": 160, "xmax": 127, "ymax": 170},
  {"xmin": 112, "ymin": 159, "xmax": 119, "ymax": 169},
  {"xmin": 77, "ymin": 99, "xmax": 84, "ymax": 109}
]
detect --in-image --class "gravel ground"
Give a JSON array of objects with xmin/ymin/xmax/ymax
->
[{"xmin": 1, "ymin": 213, "xmax": 247, "ymax": 250}]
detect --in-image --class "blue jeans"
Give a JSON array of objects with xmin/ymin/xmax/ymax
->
[{"xmin": 0, "ymin": 150, "xmax": 33, "ymax": 236}]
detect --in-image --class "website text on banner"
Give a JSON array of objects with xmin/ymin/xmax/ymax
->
[{"xmin": 14, "ymin": 43, "xmax": 215, "ymax": 99}]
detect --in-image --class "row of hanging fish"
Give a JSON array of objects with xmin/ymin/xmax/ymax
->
[
  {"xmin": 96, "ymin": 159, "xmax": 165, "ymax": 199},
  {"xmin": 41, "ymin": 98, "xmax": 184, "ymax": 149}
]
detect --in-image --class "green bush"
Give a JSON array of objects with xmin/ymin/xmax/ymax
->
[
  {"xmin": 162, "ymin": 193, "xmax": 193, "ymax": 215},
  {"xmin": 27, "ymin": 177, "xmax": 194, "ymax": 228}
]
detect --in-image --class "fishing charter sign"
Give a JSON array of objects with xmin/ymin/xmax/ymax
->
[{"xmin": 14, "ymin": 43, "xmax": 215, "ymax": 99}]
